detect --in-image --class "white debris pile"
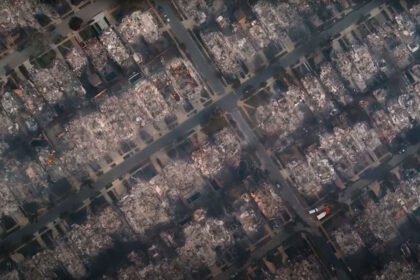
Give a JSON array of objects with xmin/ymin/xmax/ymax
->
[
  {"xmin": 254, "ymin": 96, "xmax": 305, "ymax": 137},
  {"xmin": 192, "ymin": 128, "xmax": 242, "ymax": 178},
  {"xmin": 386, "ymin": 99, "xmax": 412, "ymax": 131},
  {"xmin": 1, "ymin": 157, "xmax": 49, "ymax": 205},
  {"xmin": 287, "ymin": 159, "xmax": 324, "ymax": 196},
  {"xmin": 16, "ymin": 84, "xmax": 56, "ymax": 126},
  {"xmin": 1, "ymin": 91, "xmax": 22, "ymax": 118},
  {"xmin": 65, "ymin": 47, "xmax": 88, "ymax": 77},
  {"xmin": 97, "ymin": 95, "xmax": 135, "ymax": 141},
  {"xmin": 0, "ymin": 176, "xmax": 20, "ymax": 216},
  {"xmin": 301, "ymin": 74, "xmax": 336, "ymax": 114},
  {"xmin": 274, "ymin": 255, "xmax": 323, "ymax": 280},
  {"xmin": 100, "ymin": 28, "xmax": 131, "ymax": 67},
  {"xmin": 334, "ymin": 45, "xmax": 379, "ymax": 92},
  {"xmin": 398, "ymin": 90, "xmax": 420, "ymax": 122},
  {"xmin": 20, "ymin": 250, "xmax": 62, "ymax": 280},
  {"xmin": 319, "ymin": 127, "xmax": 362, "ymax": 174},
  {"xmin": 0, "ymin": 269, "xmax": 19, "ymax": 280},
  {"xmin": 229, "ymin": 26, "xmax": 257, "ymax": 62},
  {"xmin": 166, "ymin": 58, "xmax": 203, "ymax": 102},
  {"xmin": 392, "ymin": 173, "xmax": 420, "ymax": 214},
  {"xmin": 371, "ymin": 262, "xmax": 420, "ymax": 280},
  {"xmin": 30, "ymin": 59, "xmax": 84, "ymax": 104},
  {"xmin": 118, "ymin": 11, "xmax": 161, "ymax": 44},
  {"xmin": 200, "ymin": 31, "xmax": 241, "ymax": 76},
  {"xmin": 53, "ymin": 241, "xmax": 87, "ymax": 279},
  {"xmin": 395, "ymin": 14, "xmax": 416, "ymax": 37},
  {"xmin": 253, "ymin": 1, "xmax": 307, "ymax": 45},
  {"xmin": 150, "ymin": 70, "xmax": 182, "ymax": 108},
  {"xmin": 178, "ymin": 215, "xmax": 234, "ymax": 269},
  {"xmin": 350, "ymin": 122, "xmax": 382, "ymax": 152},
  {"xmin": 84, "ymin": 39, "xmax": 109, "ymax": 71},
  {"xmin": 306, "ymin": 150, "xmax": 336, "ymax": 185},
  {"xmin": 176, "ymin": 0, "xmax": 208, "ymax": 25},
  {"xmin": 96, "ymin": 206, "xmax": 124, "ymax": 235},
  {"xmin": 29, "ymin": 66, "xmax": 64, "ymax": 105},
  {"xmin": 118, "ymin": 87, "xmax": 152, "ymax": 128},
  {"xmin": 119, "ymin": 260, "xmax": 184, "ymax": 280},
  {"xmin": 248, "ymin": 20, "xmax": 271, "ymax": 50},
  {"xmin": 234, "ymin": 194, "xmax": 263, "ymax": 236},
  {"xmin": 130, "ymin": 80, "xmax": 169, "ymax": 122},
  {"xmin": 119, "ymin": 176, "xmax": 171, "ymax": 235},
  {"xmin": 371, "ymin": 110, "xmax": 402, "ymax": 142},
  {"xmin": 331, "ymin": 224, "xmax": 364, "ymax": 255},
  {"xmin": 319, "ymin": 63, "xmax": 353, "ymax": 105},
  {"xmin": 35, "ymin": 146, "xmax": 67, "ymax": 182},
  {"xmin": 67, "ymin": 215, "xmax": 114, "ymax": 258},
  {"xmin": 0, "ymin": 0, "xmax": 58, "ymax": 32},
  {"xmin": 162, "ymin": 160, "xmax": 203, "ymax": 197},
  {"xmin": 61, "ymin": 110, "xmax": 117, "ymax": 174},
  {"xmin": 355, "ymin": 195, "xmax": 402, "ymax": 243},
  {"xmin": 250, "ymin": 182, "xmax": 284, "ymax": 220}
]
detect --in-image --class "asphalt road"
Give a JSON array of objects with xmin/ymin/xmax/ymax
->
[{"xmin": 0, "ymin": 0, "xmax": 386, "ymax": 257}]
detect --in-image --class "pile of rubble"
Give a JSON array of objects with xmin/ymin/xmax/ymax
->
[
  {"xmin": 64, "ymin": 47, "xmax": 88, "ymax": 77},
  {"xmin": 248, "ymin": 20, "xmax": 271, "ymax": 50},
  {"xmin": 334, "ymin": 44, "xmax": 379, "ymax": 93},
  {"xmin": 286, "ymin": 159, "xmax": 325, "ymax": 196},
  {"xmin": 229, "ymin": 27, "xmax": 257, "ymax": 63},
  {"xmin": 176, "ymin": 0, "xmax": 209, "ymax": 25},
  {"xmin": 0, "ymin": 174, "xmax": 20, "ymax": 216},
  {"xmin": 355, "ymin": 196, "xmax": 401, "ymax": 243},
  {"xmin": 306, "ymin": 150, "xmax": 336, "ymax": 185},
  {"xmin": 301, "ymin": 74, "xmax": 336, "ymax": 114},
  {"xmin": 319, "ymin": 123, "xmax": 381, "ymax": 178},
  {"xmin": 371, "ymin": 110, "xmax": 403, "ymax": 142},
  {"xmin": 97, "ymin": 94, "xmax": 135, "ymax": 141},
  {"xmin": 118, "ymin": 260, "xmax": 184, "ymax": 280},
  {"xmin": 29, "ymin": 66, "xmax": 63, "ymax": 105},
  {"xmin": 351, "ymin": 122, "xmax": 382, "ymax": 152},
  {"xmin": 192, "ymin": 128, "xmax": 242, "ymax": 178},
  {"xmin": 386, "ymin": 99, "xmax": 412, "ymax": 131},
  {"xmin": 53, "ymin": 241, "xmax": 87, "ymax": 279},
  {"xmin": 392, "ymin": 173, "xmax": 420, "ymax": 214},
  {"xmin": 16, "ymin": 83, "xmax": 56, "ymax": 127},
  {"xmin": 96, "ymin": 206, "xmax": 125, "ymax": 236},
  {"xmin": 162, "ymin": 160, "xmax": 204, "ymax": 197},
  {"xmin": 20, "ymin": 249, "xmax": 62, "ymax": 280},
  {"xmin": 233, "ymin": 194, "xmax": 263, "ymax": 237},
  {"xmin": 250, "ymin": 182, "xmax": 284, "ymax": 220},
  {"xmin": 200, "ymin": 31, "xmax": 241, "ymax": 76},
  {"xmin": 67, "ymin": 215, "xmax": 114, "ymax": 258},
  {"xmin": 331, "ymin": 224, "xmax": 364, "ymax": 256},
  {"xmin": 119, "ymin": 176, "xmax": 172, "ymax": 235},
  {"xmin": 29, "ymin": 58, "xmax": 84, "ymax": 105},
  {"xmin": 274, "ymin": 255, "xmax": 323, "ymax": 280},
  {"xmin": 130, "ymin": 80, "xmax": 169, "ymax": 122},
  {"xmin": 118, "ymin": 85, "xmax": 152, "ymax": 128},
  {"xmin": 370, "ymin": 261, "xmax": 420, "ymax": 280},
  {"xmin": 178, "ymin": 214, "xmax": 234, "ymax": 270},
  {"xmin": 253, "ymin": 1, "xmax": 307, "ymax": 45},
  {"xmin": 254, "ymin": 94, "xmax": 305, "ymax": 137},
  {"xmin": 399, "ymin": 87, "xmax": 420, "ymax": 121},
  {"xmin": 0, "ymin": 269, "xmax": 19, "ymax": 280},
  {"xmin": 84, "ymin": 39, "xmax": 109, "ymax": 71},
  {"xmin": 33, "ymin": 156, "xmax": 64, "ymax": 186},
  {"xmin": 119, "ymin": 11, "xmax": 161, "ymax": 44},
  {"xmin": 100, "ymin": 28, "xmax": 131, "ymax": 67},
  {"xmin": 165, "ymin": 58, "xmax": 203, "ymax": 103},
  {"xmin": 319, "ymin": 63, "xmax": 353, "ymax": 105},
  {"xmin": 61, "ymin": 110, "xmax": 117, "ymax": 174}
]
